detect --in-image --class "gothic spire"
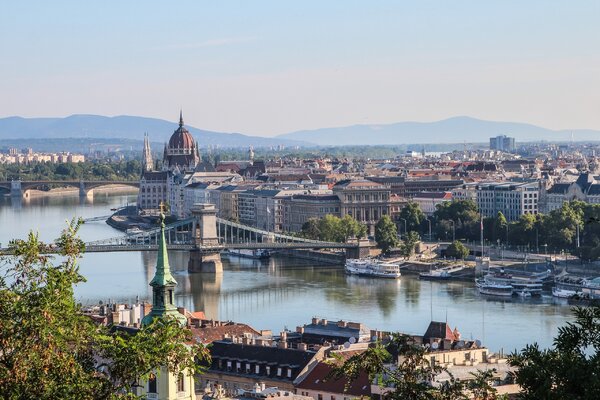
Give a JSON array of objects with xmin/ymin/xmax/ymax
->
[
  {"xmin": 150, "ymin": 205, "xmax": 177, "ymax": 287},
  {"xmin": 179, "ymin": 109, "xmax": 184, "ymax": 128}
]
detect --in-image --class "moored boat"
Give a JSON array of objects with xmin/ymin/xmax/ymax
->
[{"xmin": 345, "ymin": 259, "xmax": 401, "ymax": 279}]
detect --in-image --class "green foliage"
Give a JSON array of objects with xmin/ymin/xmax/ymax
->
[
  {"xmin": 509, "ymin": 305, "xmax": 600, "ymax": 400},
  {"xmin": 329, "ymin": 333, "xmax": 502, "ymax": 400},
  {"xmin": 434, "ymin": 200, "xmax": 481, "ymax": 241},
  {"xmin": 375, "ymin": 215, "xmax": 399, "ymax": 254},
  {"xmin": 0, "ymin": 219, "xmax": 209, "ymax": 399},
  {"xmin": 400, "ymin": 231, "xmax": 421, "ymax": 257},
  {"xmin": 0, "ymin": 160, "xmax": 141, "ymax": 182},
  {"xmin": 300, "ymin": 215, "xmax": 366, "ymax": 243},
  {"xmin": 446, "ymin": 240, "xmax": 470, "ymax": 260},
  {"xmin": 399, "ymin": 202, "xmax": 426, "ymax": 233}
]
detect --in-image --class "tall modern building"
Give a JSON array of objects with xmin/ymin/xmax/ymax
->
[{"xmin": 489, "ymin": 135, "xmax": 516, "ymax": 153}]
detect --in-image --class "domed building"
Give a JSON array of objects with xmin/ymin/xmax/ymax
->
[{"xmin": 163, "ymin": 111, "xmax": 200, "ymax": 171}]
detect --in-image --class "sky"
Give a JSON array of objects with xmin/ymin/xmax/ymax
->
[{"xmin": 1, "ymin": 1, "xmax": 599, "ymax": 136}]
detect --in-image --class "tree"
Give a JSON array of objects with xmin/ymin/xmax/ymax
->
[
  {"xmin": 301, "ymin": 218, "xmax": 321, "ymax": 239},
  {"xmin": 400, "ymin": 231, "xmax": 421, "ymax": 258},
  {"xmin": 446, "ymin": 240, "xmax": 469, "ymax": 260},
  {"xmin": 509, "ymin": 305, "xmax": 600, "ymax": 399},
  {"xmin": 494, "ymin": 212, "xmax": 508, "ymax": 243},
  {"xmin": 329, "ymin": 333, "xmax": 502, "ymax": 400},
  {"xmin": 399, "ymin": 202, "xmax": 425, "ymax": 233},
  {"xmin": 0, "ymin": 219, "xmax": 209, "ymax": 399},
  {"xmin": 434, "ymin": 200, "xmax": 481, "ymax": 241},
  {"xmin": 375, "ymin": 215, "xmax": 399, "ymax": 254}
]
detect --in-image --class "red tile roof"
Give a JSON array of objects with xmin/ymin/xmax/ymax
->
[{"xmin": 296, "ymin": 362, "xmax": 371, "ymax": 397}]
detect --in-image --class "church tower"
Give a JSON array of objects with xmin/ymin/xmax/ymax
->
[
  {"xmin": 142, "ymin": 133, "xmax": 154, "ymax": 172},
  {"xmin": 137, "ymin": 206, "xmax": 195, "ymax": 400},
  {"xmin": 141, "ymin": 207, "xmax": 187, "ymax": 328}
]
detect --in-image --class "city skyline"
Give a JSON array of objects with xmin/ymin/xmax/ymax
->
[{"xmin": 1, "ymin": 1, "xmax": 599, "ymax": 136}]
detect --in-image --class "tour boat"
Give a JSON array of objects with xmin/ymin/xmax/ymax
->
[
  {"xmin": 476, "ymin": 278, "xmax": 514, "ymax": 297},
  {"xmin": 476, "ymin": 268, "xmax": 545, "ymax": 297},
  {"xmin": 225, "ymin": 249, "xmax": 271, "ymax": 260},
  {"xmin": 345, "ymin": 259, "xmax": 401, "ymax": 279}
]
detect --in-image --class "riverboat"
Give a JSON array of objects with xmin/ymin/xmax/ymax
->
[
  {"xmin": 345, "ymin": 259, "xmax": 401, "ymax": 279},
  {"xmin": 475, "ymin": 278, "xmax": 513, "ymax": 297},
  {"xmin": 552, "ymin": 275, "xmax": 585, "ymax": 298},
  {"xmin": 476, "ymin": 268, "xmax": 544, "ymax": 297},
  {"xmin": 419, "ymin": 265, "xmax": 465, "ymax": 281}
]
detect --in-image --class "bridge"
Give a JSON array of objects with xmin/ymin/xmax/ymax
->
[
  {"xmin": 0, "ymin": 180, "xmax": 139, "ymax": 198},
  {"xmin": 3, "ymin": 203, "xmax": 368, "ymax": 273}
]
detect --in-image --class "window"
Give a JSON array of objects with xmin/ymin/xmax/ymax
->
[
  {"xmin": 318, "ymin": 395, "xmax": 323, "ymax": 400},
  {"xmin": 277, "ymin": 367, "xmax": 282, "ymax": 376},
  {"xmin": 177, "ymin": 372, "xmax": 185, "ymax": 392},
  {"xmin": 148, "ymin": 373, "xmax": 157, "ymax": 393},
  {"xmin": 255, "ymin": 365, "xmax": 260, "ymax": 374}
]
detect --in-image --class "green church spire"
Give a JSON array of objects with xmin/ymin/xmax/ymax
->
[{"xmin": 141, "ymin": 204, "xmax": 187, "ymax": 328}]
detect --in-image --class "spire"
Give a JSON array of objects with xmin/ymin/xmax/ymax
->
[
  {"xmin": 141, "ymin": 203, "xmax": 187, "ymax": 328},
  {"xmin": 179, "ymin": 109, "xmax": 184, "ymax": 128},
  {"xmin": 150, "ymin": 205, "xmax": 177, "ymax": 287}
]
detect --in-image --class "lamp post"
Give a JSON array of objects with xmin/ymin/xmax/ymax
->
[{"xmin": 425, "ymin": 218, "xmax": 432, "ymax": 241}]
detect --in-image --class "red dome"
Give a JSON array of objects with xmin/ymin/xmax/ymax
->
[
  {"xmin": 168, "ymin": 126, "xmax": 195, "ymax": 149},
  {"xmin": 168, "ymin": 112, "xmax": 195, "ymax": 149}
]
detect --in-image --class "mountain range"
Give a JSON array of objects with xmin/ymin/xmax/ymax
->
[
  {"xmin": 1, "ymin": 115, "xmax": 599, "ymax": 147},
  {"xmin": 0, "ymin": 115, "xmax": 306, "ymax": 148},
  {"xmin": 277, "ymin": 116, "xmax": 600, "ymax": 145}
]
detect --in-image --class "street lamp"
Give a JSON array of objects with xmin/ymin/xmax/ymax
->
[
  {"xmin": 399, "ymin": 218, "xmax": 407, "ymax": 236},
  {"xmin": 425, "ymin": 217, "xmax": 432, "ymax": 241}
]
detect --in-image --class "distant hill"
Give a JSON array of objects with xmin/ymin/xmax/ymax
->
[
  {"xmin": 277, "ymin": 116, "xmax": 600, "ymax": 145},
  {"xmin": 0, "ymin": 115, "xmax": 308, "ymax": 148}
]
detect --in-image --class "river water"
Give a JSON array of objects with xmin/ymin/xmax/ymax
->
[{"xmin": 0, "ymin": 193, "xmax": 576, "ymax": 353}]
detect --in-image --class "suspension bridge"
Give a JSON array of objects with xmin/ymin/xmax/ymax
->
[{"xmin": 3, "ymin": 203, "xmax": 369, "ymax": 273}]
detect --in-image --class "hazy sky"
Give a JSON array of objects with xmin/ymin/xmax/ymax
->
[{"xmin": 1, "ymin": 1, "xmax": 599, "ymax": 136}]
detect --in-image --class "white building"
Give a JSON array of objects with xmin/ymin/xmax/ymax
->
[{"xmin": 452, "ymin": 181, "xmax": 539, "ymax": 221}]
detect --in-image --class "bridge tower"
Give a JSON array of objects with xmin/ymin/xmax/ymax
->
[
  {"xmin": 188, "ymin": 203, "xmax": 223, "ymax": 274},
  {"xmin": 10, "ymin": 180, "xmax": 22, "ymax": 198},
  {"xmin": 345, "ymin": 238, "xmax": 372, "ymax": 260}
]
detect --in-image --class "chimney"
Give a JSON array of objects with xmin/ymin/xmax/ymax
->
[
  {"xmin": 312, "ymin": 317, "xmax": 320, "ymax": 325},
  {"xmin": 298, "ymin": 343, "xmax": 308, "ymax": 351},
  {"xmin": 296, "ymin": 326, "xmax": 304, "ymax": 334},
  {"xmin": 281, "ymin": 331, "xmax": 288, "ymax": 342},
  {"xmin": 338, "ymin": 320, "xmax": 347, "ymax": 328},
  {"xmin": 278, "ymin": 341, "xmax": 288, "ymax": 349},
  {"xmin": 321, "ymin": 319, "xmax": 328, "ymax": 326}
]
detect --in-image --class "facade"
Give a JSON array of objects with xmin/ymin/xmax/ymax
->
[
  {"xmin": 540, "ymin": 173, "xmax": 600, "ymax": 213},
  {"xmin": 282, "ymin": 195, "xmax": 341, "ymax": 233},
  {"xmin": 368, "ymin": 176, "xmax": 464, "ymax": 197},
  {"xmin": 333, "ymin": 179, "xmax": 391, "ymax": 233},
  {"xmin": 411, "ymin": 192, "xmax": 452, "ymax": 216},
  {"xmin": 138, "ymin": 171, "xmax": 169, "ymax": 214},
  {"xmin": 453, "ymin": 181, "xmax": 539, "ymax": 221},
  {"xmin": 197, "ymin": 340, "xmax": 323, "ymax": 397},
  {"xmin": 489, "ymin": 135, "xmax": 516, "ymax": 153}
]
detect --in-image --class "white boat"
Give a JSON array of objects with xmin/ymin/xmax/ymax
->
[
  {"xmin": 345, "ymin": 259, "xmax": 401, "ymax": 279},
  {"xmin": 225, "ymin": 249, "xmax": 271, "ymax": 260},
  {"xmin": 552, "ymin": 287, "xmax": 581, "ymax": 299},
  {"xmin": 476, "ymin": 278, "xmax": 513, "ymax": 297},
  {"xmin": 419, "ymin": 265, "xmax": 465, "ymax": 281}
]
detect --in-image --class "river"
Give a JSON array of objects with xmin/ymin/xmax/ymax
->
[{"xmin": 0, "ymin": 193, "xmax": 576, "ymax": 353}]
